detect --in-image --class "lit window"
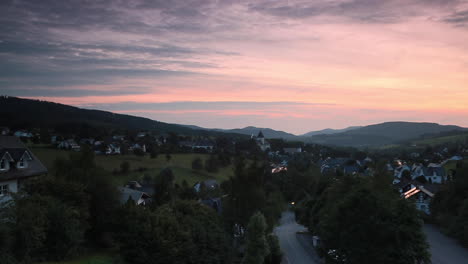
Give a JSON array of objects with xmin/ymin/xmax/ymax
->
[{"xmin": 0, "ymin": 185, "xmax": 8, "ymax": 196}]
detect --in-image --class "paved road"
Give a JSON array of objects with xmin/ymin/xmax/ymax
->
[
  {"xmin": 274, "ymin": 211, "xmax": 321, "ymax": 264},
  {"xmin": 424, "ymin": 224, "xmax": 468, "ymax": 264}
]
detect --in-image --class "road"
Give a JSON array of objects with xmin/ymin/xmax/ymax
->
[
  {"xmin": 274, "ymin": 211, "xmax": 321, "ymax": 264},
  {"xmin": 424, "ymin": 224, "xmax": 468, "ymax": 264}
]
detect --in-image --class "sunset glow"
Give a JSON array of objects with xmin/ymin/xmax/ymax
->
[{"xmin": 1, "ymin": 0, "xmax": 468, "ymax": 134}]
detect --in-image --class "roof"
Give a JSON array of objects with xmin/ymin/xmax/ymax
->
[
  {"xmin": 0, "ymin": 136, "xmax": 48, "ymax": 181},
  {"xmin": 200, "ymin": 197, "xmax": 222, "ymax": 214},
  {"xmin": 403, "ymin": 186, "xmax": 435, "ymax": 199},
  {"xmin": 257, "ymin": 131, "xmax": 264, "ymax": 138},
  {"xmin": 423, "ymin": 167, "xmax": 446, "ymax": 177},
  {"xmin": 194, "ymin": 179, "xmax": 219, "ymax": 192},
  {"xmin": 118, "ymin": 186, "xmax": 150, "ymax": 204}
]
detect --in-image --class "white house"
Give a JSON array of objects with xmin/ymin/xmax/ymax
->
[
  {"xmin": 254, "ymin": 131, "xmax": 271, "ymax": 152},
  {"xmin": 105, "ymin": 144, "xmax": 121, "ymax": 155},
  {"xmin": 394, "ymin": 164, "xmax": 411, "ymax": 179},
  {"xmin": 0, "ymin": 136, "xmax": 47, "ymax": 199},
  {"xmin": 13, "ymin": 130, "xmax": 33, "ymax": 138},
  {"xmin": 58, "ymin": 139, "xmax": 81, "ymax": 151},
  {"xmin": 403, "ymin": 185, "xmax": 435, "ymax": 215},
  {"xmin": 423, "ymin": 166, "xmax": 445, "ymax": 184}
]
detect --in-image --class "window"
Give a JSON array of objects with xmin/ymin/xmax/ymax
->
[
  {"xmin": 0, "ymin": 159, "xmax": 5, "ymax": 170},
  {"xmin": 0, "ymin": 185, "xmax": 8, "ymax": 196},
  {"xmin": 18, "ymin": 159, "xmax": 24, "ymax": 168}
]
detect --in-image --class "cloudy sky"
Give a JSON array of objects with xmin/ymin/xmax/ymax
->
[{"xmin": 1, "ymin": 0, "xmax": 468, "ymax": 134}]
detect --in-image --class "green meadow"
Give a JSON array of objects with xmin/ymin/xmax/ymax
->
[{"xmin": 30, "ymin": 146, "xmax": 234, "ymax": 186}]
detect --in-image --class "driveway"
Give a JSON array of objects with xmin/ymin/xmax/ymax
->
[
  {"xmin": 424, "ymin": 224, "xmax": 468, "ymax": 264},
  {"xmin": 274, "ymin": 211, "xmax": 321, "ymax": 264}
]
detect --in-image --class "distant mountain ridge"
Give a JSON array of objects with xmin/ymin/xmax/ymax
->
[
  {"xmin": 303, "ymin": 122, "xmax": 467, "ymax": 147},
  {"xmin": 301, "ymin": 126, "xmax": 362, "ymax": 137},
  {"xmin": 2, "ymin": 97, "xmax": 466, "ymax": 147},
  {"xmin": 216, "ymin": 126, "xmax": 297, "ymax": 139}
]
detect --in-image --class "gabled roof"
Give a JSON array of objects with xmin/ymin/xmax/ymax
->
[
  {"xmin": 257, "ymin": 131, "xmax": 264, "ymax": 138},
  {"xmin": 403, "ymin": 186, "xmax": 435, "ymax": 199},
  {"xmin": 0, "ymin": 136, "xmax": 48, "ymax": 181},
  {"xmin": 118, "ymin": 186, "xmax": 150, "ymax": 205},
  {"xmin": 423, "ymin": 167, "xmax": 446, "ymax": 177}
]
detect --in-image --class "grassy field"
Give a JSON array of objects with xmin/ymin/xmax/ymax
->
[
  {"xmin": 412, "ymin": 133, "xmax": 468, "ymax": 146},
  {"xmin": 30, "ymin": 146, "xmax": 234, "ymax": 186},
  {"xmin": 41, "ymin": 254, "xmax": 113, "ymax": 264}
]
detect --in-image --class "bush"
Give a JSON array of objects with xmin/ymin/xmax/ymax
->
[{"xmin": 120, "ymin": 161, "xmax": 130, "ymax": 174}]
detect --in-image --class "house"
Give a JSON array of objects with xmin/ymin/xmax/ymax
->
[
  {"xmin": 0, "ymin": 136, "xmax": 47, "ymax": 199},
  {"xmin": 200, "ymin": 197, "xmax": 222, "ymax": 214},
  {"xmin": 137, "ymin": 132, "xmax": 147, "ymax": 138},
  {"xmin": 194, "ymin": 179, "xmax": 219, "ymax": 192},
  {"xmin": 118, "ymin": 186, "xmax": 151, "ymax": 206},
  {"xmin": 403, "ymin": 185, "xmax": 435, "ymax": 215},
  {"xmin": 343, "ymin": 164, "xmax": 360, "ymax": 175},
  {"xmin": 79, "ymin": 138, "xmax": 95, "ymax": 145},
  {"xmin": 272, "ymin": 166, "xmax": 287, "ymax": 174},
  {"xmin": 320, "ymin": 157, "xmax": 349, "ymax": 174},
  {"xmin": 192, "ymin": 140, "xmax": 215, "ymax": 151},
  {"xmin": 14, "ymin": 130, "xmax": 33, "ymax": 138},
  {"xmin": 58, "ymin": 139, "xmax": 81, "ymax": 151},
  {"xmin": 423, "ymin": 166, "xmax": 445, "ymax": 184},
  {"xmin": 105, "ymin": 144, "xmax": 121, "ymax": 155},
  {"xmin": 283, "ymin": 147, "xmax": 302, "ymax": 154},
  {"xmin": 112, "ymin": 135, "xmax": 125, "ymax": 141},
  {"xmin": 449, "ymin": 155, "xmax": 463, "ymax": 161},
  {"xmin": 129, "ymin": 143, "xmax": 146, "ymax": 153},
  {"xmin": 254, "ymin": 131, "xmax": 271, "ymax": 152},
  {"xmin": 394, "ymin": 164, "xmax": 411, "ymax": 179}
]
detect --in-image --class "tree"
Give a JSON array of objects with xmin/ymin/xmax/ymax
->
[
  {"xmin": 154, "ymin": 168, "xmax": 175, "ymax": 206},
  {"xmin": 314, "ymin": 176, "xmax": 430, "ymax": 264},
  {"xmin": 165, "ymin": 153, "xmax": 172, "ymax": 162},
  {"xmin": 6, "ymin": 194, "xmax": 85, "ymax": 262},
  {"xmin": 242, "ymin": 212, "xmax": 269, "ymax": 264},
  {"xmin": 134, "ymin": 148, "xmax": 145, "ymax": 156},
  {"xmin": 223, "ymin": 159, "xmax": 267, "ymax": 235},
  {"xmin": 265, "ymin": 234, "xmax": 282, "ymax": 264},
  {"xmin": 192, "ymin": 157, "xmax": 203, "ymax": 170},
  {"xmin": 115, "ymin": 200, "xmax": 229, "ymax": 264},
  {"xmin": 205, "ymin": 155, "xmax": 219, "ymax": 173},
  {"xmin": 150, "ymin": 146, "xmax": 159, "ymax": 159}
]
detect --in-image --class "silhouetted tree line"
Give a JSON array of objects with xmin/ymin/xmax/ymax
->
[
  {"xmin": 0, "ymin": 146, "xmax": 286, "ymax": 264},
  {"xmin": 431, "ymin": 163, "xmax": 468, "ymax": 247},
  {"xmin": 293, "ymin": 163, "xmax": 431, "ymax": 264}
]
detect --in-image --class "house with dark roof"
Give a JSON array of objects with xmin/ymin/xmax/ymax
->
[
  {"xmin": 423, "ymin": 166, "xmax": 446, "ymax": 184},
  {"xmin": 403, "ymin": 185, "xmax": 435, "ymax": 215},
  {"xmin": 118, "ymin": 186, "xmax": 151, "ymax": 206},
  {"xmin": 0, "ymin": 136, "xmax": 47, "ymax": 197},
  {"xmin": 194, "ymin": 179, "xmax": 219, "ymax": 193},
  {"xmin": 253, "ymin": 131, "xmax": 271, "ymax": 152}
]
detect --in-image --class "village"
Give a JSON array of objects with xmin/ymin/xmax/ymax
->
[
  {"xmin": 2, "ymin": 126, "xmax": 468, "ymax": 215},
  {"xmin": 2, "ymin": 125, "xmax": 468, "ymax": 264}
]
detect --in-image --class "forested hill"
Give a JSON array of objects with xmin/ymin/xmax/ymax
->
[
  {"xmin": 304, "ymin": 121, "xmax": 467, "ymax": 147},
  {"xmin": 0, "ymin": 96, "xmax": 240, "ymax": 137}
]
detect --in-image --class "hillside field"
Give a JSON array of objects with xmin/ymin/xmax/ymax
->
[{"xmin": 30, "ymin": 146, "xmax": 234, "ymax": 186}]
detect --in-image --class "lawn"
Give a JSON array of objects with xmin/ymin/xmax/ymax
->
[
  {"xmin": 40, "ymin": 254, "xmax": 113, "ymax": 264},
  {"xmin": 30, "ymin": 146, "xmax": 234, "ymax": 186}
]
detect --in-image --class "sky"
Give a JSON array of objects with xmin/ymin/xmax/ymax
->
[{"xmin": 1, "ymin": 0, "xmax": 468, "ymax": 135}]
